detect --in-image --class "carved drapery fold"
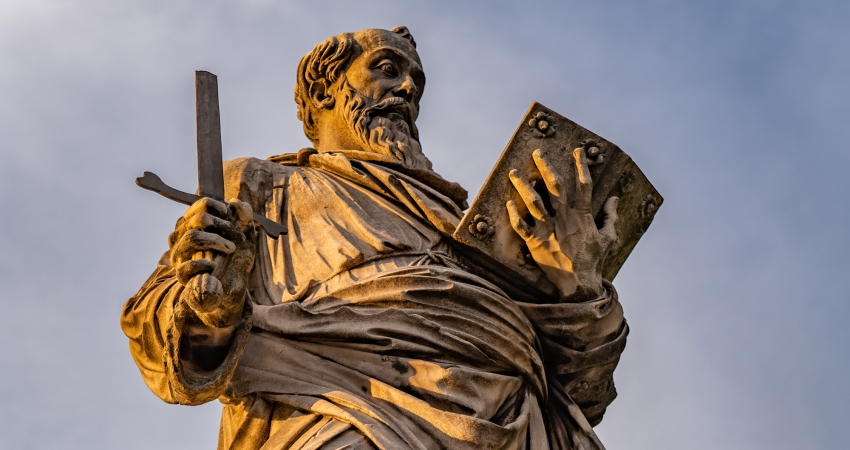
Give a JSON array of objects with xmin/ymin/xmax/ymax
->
[{"xmin": 121, "ymin": 153, "xmax": 626, "ymax": 449}]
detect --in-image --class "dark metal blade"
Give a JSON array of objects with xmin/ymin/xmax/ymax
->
[
  {"xmin": 196, "ymin": 70, "xmax": 225, "ymax": 201},
  {"xmin": 135, "ymin": 71, "xmax": 287, "ymax": 237}
]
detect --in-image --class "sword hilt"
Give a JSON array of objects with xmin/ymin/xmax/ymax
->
[{"xmin": 136, "ymin": 171, "xmax": 287, "ymax": 238}]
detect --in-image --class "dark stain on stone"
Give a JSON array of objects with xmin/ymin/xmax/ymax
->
[{"xmin": 382, "ymin": 355, "xmax": 409, "ymax": 374}]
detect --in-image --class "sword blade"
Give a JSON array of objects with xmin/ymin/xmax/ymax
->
[
  {"xmin": 135, "ymin": 71, "xmax": 287, "ymax": 237},
  {"xmin": 195, "ymin": 70, "xmax": 225, "ymax": 201}
]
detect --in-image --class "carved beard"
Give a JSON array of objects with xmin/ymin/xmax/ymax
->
[{"xmin": 336, "ymin": 77, "xmax": 433, "ymax": 171}]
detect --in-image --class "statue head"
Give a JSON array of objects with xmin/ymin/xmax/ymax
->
[{"xmin": 294, "ymin": 27, "xmax": 432, "ymax": 170}]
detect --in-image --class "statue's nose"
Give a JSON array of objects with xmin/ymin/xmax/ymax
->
[{"xmin": 394, "ymin": 75, "xmax": 417, "ymax": 102}]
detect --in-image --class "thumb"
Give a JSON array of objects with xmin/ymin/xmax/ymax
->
[{"xmin": 182, "ymin": 273, "xmax": 223, "ymax": 313}]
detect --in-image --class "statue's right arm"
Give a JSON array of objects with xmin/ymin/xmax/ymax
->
[
  {"xmin": 120, "ymin": 197, "xmax": 257, "ymax": 405},
  {"xmin": 121, "ymin": 158, "xmax": 273, "ymax": 405},
  {"xmin": 120, "ymin": 256, "xmax": 187, "ymax": 404}
]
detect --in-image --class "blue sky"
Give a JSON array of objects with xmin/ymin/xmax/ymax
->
[{"xmin": 1, "ymin": 0, "xmax": 848, "ymax": 448}]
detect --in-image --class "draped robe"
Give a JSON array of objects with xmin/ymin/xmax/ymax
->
[{"xmin": 121, "ymin": 150, "xmax": 628, "ymax": 449}]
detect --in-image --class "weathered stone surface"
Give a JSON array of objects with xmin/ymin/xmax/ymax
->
[
  {"xmin": 123, "ymin": 27, "xmax": 646, "ymax": 450},
  {"xmin": 454, "ymin": 102, "xmax": 662, "ymax": 293}
]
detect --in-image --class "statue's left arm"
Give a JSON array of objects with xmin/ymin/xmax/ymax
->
[
  {"xmin": 507, "ymin": 147, "xmax": 628, "ymax": 427},
  {"xmin": 515, "ymin": 281, "xmax": 627, "ymax": 427}
]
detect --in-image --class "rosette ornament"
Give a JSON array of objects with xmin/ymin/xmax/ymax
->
[
  {"xmin": 527, "ymin": 111, "xmax": 556, "ymax": 138},
  {"xmin": 468, "ymin": 214, "xmax": 494, "ymax": 239},
  {"xmin": 579, "ymin": 138, "xmax": 606, "ymax": 166}
]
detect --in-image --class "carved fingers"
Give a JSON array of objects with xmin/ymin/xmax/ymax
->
[
  {"xmin": 173, "ymin": 229, "xmax": 236, "ymax": 257},
  {"xmin": 573, "ymin": 147, "xmax": 593, "ymax": 213},
  {"xmin": 509, "ymin": 169, "xmax": 547, "ymax": 222},
  {"xmin": 183, "ymin": 273, "xmax": 223, "ymax": 313},
  {"xmin": 506, "ymin": 200, "xmax": 532, "ymax": 240},
  {"xmin": 171, "ymin": 197, "xmax": 257, "ymax": 328},
  {"xmin": 170, "ymin": 198, "xmax": 245, "ymax": 247},
  {"xmin": 169, "ymin": 197, "xmax": 256, "ymax": 280},
  {"xmin": 532, "ymin": 149, "xmax": 566, "ymax": 203},
  {"xmin": 229, "ymin": 200, "xmax": 255, "ymax": 234},
  {"xmin": 172, "ymin": 232, "xmax": 233, "ymax": 284},
  {"xmin": 505, "ymin": 147, "xmax": 620, "ymax": 299},
  {"xmin": 507, "ymin": 151, "xmax": 564, "ymax": 241},
  {"xmin": 507, "ymin": 149, "xmax": 568, "ymax": 236}
]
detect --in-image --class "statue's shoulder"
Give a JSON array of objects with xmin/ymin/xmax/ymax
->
[
  {"xmin": 223, "ymin": 156, "xmax": 297, "ymax": 178},
  {"xmin": 222, "ymin": 156, "xmax": 299, "ymax": 209},
  {"xmin": 223, "ymin": 155, "xmax": 303, "ymax": 185}
]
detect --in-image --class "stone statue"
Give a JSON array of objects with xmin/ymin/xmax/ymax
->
[{"xmin": 122, "ymin": 27, "xmax": 630, "ymax": 449}]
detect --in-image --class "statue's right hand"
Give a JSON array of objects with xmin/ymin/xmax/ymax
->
[{"xmin": 168, "ymin": 197, "xmax": 257, "ymax": 327}]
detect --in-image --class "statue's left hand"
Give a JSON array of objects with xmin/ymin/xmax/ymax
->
[{"xmin": 507, "ymin": 148, "xmax": 619, "ymax": 299}]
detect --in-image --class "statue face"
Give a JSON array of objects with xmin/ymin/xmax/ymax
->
[
  {"xmin": 327, "ymin": 29, "xmax": 432, "ymax": 170},
  {"xmin": 344, "ymin": 32, "xmax": 425, "ymax": 124}
]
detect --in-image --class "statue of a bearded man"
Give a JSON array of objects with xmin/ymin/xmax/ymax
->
[{"xmin": 122, "ymin": 26, "xmax": 627, "ymax": 450}]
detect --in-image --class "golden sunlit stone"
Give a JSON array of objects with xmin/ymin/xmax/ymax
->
[{"xmin": 122, "ymin": 26, "xmax": 655, "ymax": 449}]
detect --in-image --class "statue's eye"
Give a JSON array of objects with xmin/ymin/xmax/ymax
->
[{"xmin": 377, "ymin": 62, "xmax": 397, "ymax": 77}]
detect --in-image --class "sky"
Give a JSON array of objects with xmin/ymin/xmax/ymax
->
[{"xmin": 0, "ymin": 0, "xmax": 848, "ymax": 448}]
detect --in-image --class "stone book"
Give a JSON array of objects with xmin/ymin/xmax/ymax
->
[{"xmin": 452, "ymin": 102, "xmax": 663, "ymax": 299}]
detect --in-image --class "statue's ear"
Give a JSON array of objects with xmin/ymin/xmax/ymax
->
[{"xmin": 308, "ymin": 80, "xmax": 335, "ymax": 110}]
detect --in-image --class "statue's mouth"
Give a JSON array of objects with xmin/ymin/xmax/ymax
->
[{"xmin": 366, "ymin": 97, "xmax": 415, "ymax": 137}]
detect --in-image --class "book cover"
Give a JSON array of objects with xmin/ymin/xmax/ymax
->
[{"xmin": 453, "ymin": 102, "xmax": 663, "ymax": 295}]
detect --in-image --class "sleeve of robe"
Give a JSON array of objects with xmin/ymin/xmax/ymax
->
[
  {"xmin": 119, "ymin": 157, "xmax": 275, "ymax": 406},
  {"xmin": 119, "ymin": 252, "xmax": 254, "ymax": 405},
  {"xmin": 516, "ymin": 280, "xmax": 628, "ymax": 430}
]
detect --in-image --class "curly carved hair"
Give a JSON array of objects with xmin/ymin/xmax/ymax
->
[{"xmin": 294, "ymin": 27, "xmax": 417, "ymax": 144}]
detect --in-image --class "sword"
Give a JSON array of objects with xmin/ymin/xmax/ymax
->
[{"xmin": 135, "ymin": 71, "xmax": 287, "ymax": 238}]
